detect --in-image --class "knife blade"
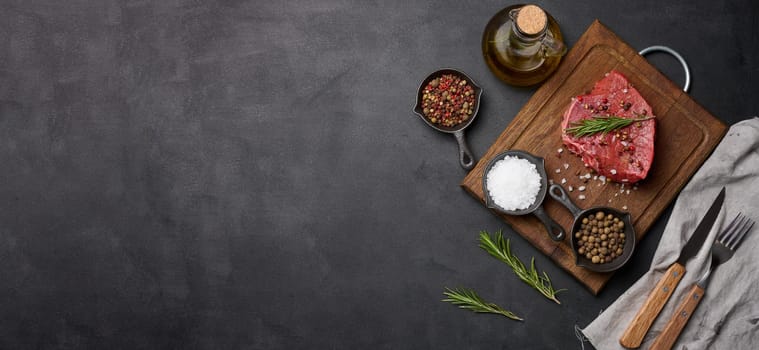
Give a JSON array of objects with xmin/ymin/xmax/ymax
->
[{"xmin": 619, "ymin": 187, "xmax": 725, "ymax": 348}]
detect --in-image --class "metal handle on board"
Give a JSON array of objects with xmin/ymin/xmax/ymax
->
[{"xmin": 640, "ymin": 45, "xmax": 691, "ymax": 93}]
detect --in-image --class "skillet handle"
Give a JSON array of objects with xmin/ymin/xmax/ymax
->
[
  {"xmin": 453, "ymin": 129, "xmax": 475, "ymax": 170},
  {"xmin": 533, "ymin": 206, "xmax": 565, "ymax": 241},
  {"xmin": 548, "ymin": 184, "xmax": 583, "ymax": 217}
]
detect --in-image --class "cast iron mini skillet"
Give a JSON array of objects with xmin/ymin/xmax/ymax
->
[
  {"xmin": 548, "ymin": 183, "xmax": 636, "ymax": 273},
  {"xmin": 482, "ymin": 150, "xmax": 565, "ymax": 241},
  {"xmin": 413, "ymin": 68, "xmax": 482, "ymax": 170}
]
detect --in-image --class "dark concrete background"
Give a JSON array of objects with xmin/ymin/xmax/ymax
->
[{"xmin": 0, "ymin": 0, "xmax": 756, "ymax": 349}]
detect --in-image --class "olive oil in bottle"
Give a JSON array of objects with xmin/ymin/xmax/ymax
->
[{"xmin": 482, "ymin": 4, "xmax": 566, "ymax": 87}]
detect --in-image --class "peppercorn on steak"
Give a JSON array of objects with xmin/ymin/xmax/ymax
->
[{"xmin": 561, "ymin": 70, "xmax": 656, "ymax": 183}]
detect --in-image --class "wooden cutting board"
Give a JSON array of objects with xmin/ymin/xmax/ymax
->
[{"xmin": 461, "ymin": 20, "xmax": 727, "ymax": 295}]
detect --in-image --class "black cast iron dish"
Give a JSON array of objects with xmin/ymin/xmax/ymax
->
[
  {"xmin": 548, "ymin": 183, "xmax": 636, "ymax": 273},
  {"xmin": 413, "ymin": 68, "xmax": 482, "ymax": 170},
  {"xmin": 482, "ymin": 150, "xmax": 565, "ymax": 241}
]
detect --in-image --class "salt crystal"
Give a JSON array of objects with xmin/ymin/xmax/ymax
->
[
  {"xmin": 561, "ymin": 178, "xmax": 567, "ymax": 184},
  {"xmin": 578, "ymin": 186, "xmax": 586, "ymax": 191},
  {"xmin": 563, "ymin": 163, "xmax": 569, "ymax": 169},
  {"xmin": 593, "ymin": 176, "xmax": 598, "ymax": 180},
  {"xmin": 599, "ymin": 175, "xmax": 607, "ymax": 183},
  {"xmin": 549, "ymin": 179, "xmax": 554, "ymax": 185},
  {"xmin": 558, "ymin": 148, "xmax": 564, "ymax": 153},
  {"xmin": 610, "ymin": 169, "xmax": 617, "ymax": 175},
  {"xmin": 626, "ymin": 190, "xmax": 630, "ymax": 195},
  {"xmin": 555, "ymin": 168, "xmax": 561, "ymax": 173},
  {"xmin": 578, "ymin": 195, "xmax": 586, "ymax": 200},
  {"xmin": 568, "ymin": 186, "xmax": 574, "ymax": 192},
  {"xmin": 485, "ymin": 156, "xmax": 542, "ymax": 211},
  {"xmin": 622, "ymin": 205, "xmax": 628, "ymax": 210}
]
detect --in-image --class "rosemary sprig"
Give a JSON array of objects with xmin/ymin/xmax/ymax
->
[
  {"xmin": 442, "ymin": 287, "xmax": 523, "ymax": 321},
  {"xmin": 478, "ymin": 230, "xmax": 565, "ymax": 304},
  {"xmin": 564, "ymin": 115, "xmax": 654, "ymax": 137}
]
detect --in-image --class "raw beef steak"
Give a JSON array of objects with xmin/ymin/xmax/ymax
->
[{"xmin": 561, "ymin": 70, "xmax": 656, "ymax": 183}]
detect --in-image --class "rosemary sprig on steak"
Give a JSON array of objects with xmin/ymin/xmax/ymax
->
[{"xmin": 564, "ymin": 115, "xmax": 654, "ymax": 137}]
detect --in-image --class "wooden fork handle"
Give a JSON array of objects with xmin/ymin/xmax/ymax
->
[
  {"xmin": 619, "ymin": 263, "xmax": 686, "ymax": 348},
  {"xmin": 649, "ymin": 284, "xmax": 705, "ymax": 350}
]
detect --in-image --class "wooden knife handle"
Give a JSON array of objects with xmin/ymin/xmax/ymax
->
[
  {"xmin": 619, "ymin": 263, "xmax": 686, "ymax": 348},
  {"xmin": 649, "ymin": 284, "xmax": 705, "ymax": 350}
]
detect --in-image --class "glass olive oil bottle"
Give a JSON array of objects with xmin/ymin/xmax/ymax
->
[{"xmin": 482, "ymin": 4, "xmax": 566, "ymax": 86}]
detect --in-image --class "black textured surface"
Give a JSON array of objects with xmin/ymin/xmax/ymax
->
[{"xmin": 0, "ymin": 1, "xmax": 756, "ymax": 349}]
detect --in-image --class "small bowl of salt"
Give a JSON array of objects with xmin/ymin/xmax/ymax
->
[{"xmin": 482, "ymin": 150, "xmax": 565, "ymax": 241}]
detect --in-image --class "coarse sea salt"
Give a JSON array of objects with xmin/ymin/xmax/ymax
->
[{"xmin": 486, "ymin": 156, "xmax": 542, "ymax": 211}]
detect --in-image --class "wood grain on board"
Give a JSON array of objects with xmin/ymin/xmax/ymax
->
[{"xmin": 461, "ymin": 21, "xmax": 727, "ymax": 295}]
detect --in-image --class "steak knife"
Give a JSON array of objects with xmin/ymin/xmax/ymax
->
[{"xmin": 619, "ymin": 188, "xmax": 725, "ymax": 348}]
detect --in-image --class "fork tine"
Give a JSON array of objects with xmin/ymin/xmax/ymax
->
[
  {"xmin": 724, "ymin": 215, "xmax": 749, "ymax": 247},
  {"xmin": 727, "ymin": 219, "xmax": 754, "ymax": 250},
  {"xmin": 721, "ymin": 214, "xmax": 753, "ymax": 249},
  {"xmin": 717, "ymin": 213, "xmax": 741, "ymax": 242},
  {"xmin": 717, "ymin": 213, "xmax": 743, "ymax": 244}
]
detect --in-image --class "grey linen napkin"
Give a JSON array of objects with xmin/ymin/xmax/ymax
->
[{"xmin": 582, "ymin": 117, "xmax": 759, "ymax": 350}]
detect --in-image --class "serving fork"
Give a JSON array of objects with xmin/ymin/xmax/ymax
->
[{"xmin": 649, "ymin": 213, "xmax": 755, "ymax": 350}]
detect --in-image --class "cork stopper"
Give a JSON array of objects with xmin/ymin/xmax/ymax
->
[{"xmin": 515, "ymin": 5, "xmax": 547, "ymax": 36}]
